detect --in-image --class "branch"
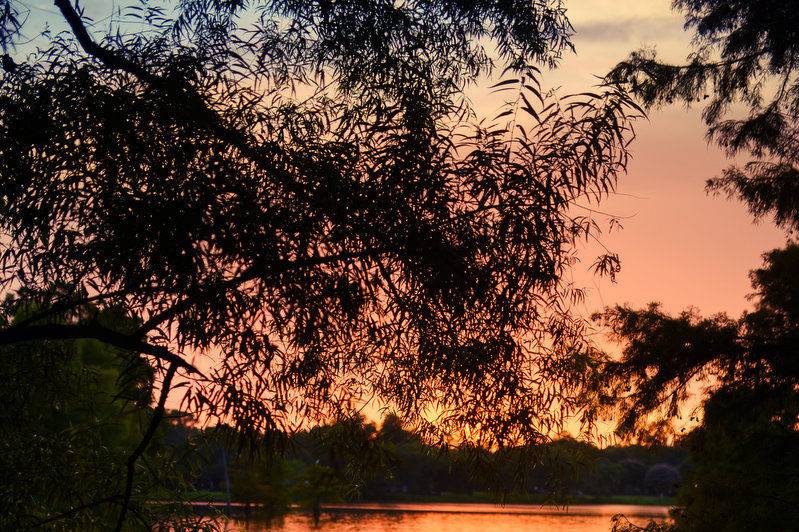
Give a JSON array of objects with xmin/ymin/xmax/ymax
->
[
  {"xmin": 632, "ymin": 49, "xmax": 769, "ymax": 74},
  {"xmin": 10, "ymin": 288, "xmax": 131, "ymax": 330},
  {"xmin": 0, "ymin": 322, "xmax": 202, "ymax": 376},
  {"xmin": 53, "ymin": 0, "xmax": 159, "ymax": 85},
  {"xmin": 32, "ymin": 495, "xmax": 122, "ymax": 527},
  {"xmin": 115, "ymin": 362, "xmax": 178, "ymax": 531},
  {"xmin": 52, "ymin": 0, "xmax": 305, "ymax": 197},
  {"xmin": 135, "ymin": 247, "xmax": 393, "ymax": 335}
]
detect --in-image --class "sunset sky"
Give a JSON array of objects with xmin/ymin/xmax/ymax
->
[
  {"xmin": 21, "ymin": 0, "xmax": 788, "ymax": 319},
  {"xmin": 463, "ymin": 0, "xmax": 788, "ymax": 324},
  {"xmin": 550, "ymin": 1, "xmax": 788, "ymax": 318}
]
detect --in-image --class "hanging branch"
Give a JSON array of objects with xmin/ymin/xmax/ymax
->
[{"xmin": 114, "ymin": 361, "xmax": 179, "ymax": 532}]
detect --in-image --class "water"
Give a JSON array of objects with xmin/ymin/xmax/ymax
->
[{"xmin": 220, "ymin": 502, "xmax": 670, "ymax": 531}]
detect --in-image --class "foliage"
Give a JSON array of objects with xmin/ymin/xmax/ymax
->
[
  {"xmin": 670, "ymin": 386, "xmax": 799, "ymax": 531},
  {"xmin": 611, "ymin": 514, "xmax": 671, "ymax": 532},
  {"xmin": 643, "ymin": 464, "xmax": 680, "ymax": 497},
  {"xmin": 595, "ymin": 302, "xmax": 741, "ymax": 439},
  {"xmin": 607, "ymin": 0, "xmax": 799, "ymax": 231},
  {"xmin": 0, "ymin": 297, "xmax": 163, "ymax": 529},
  {"xmin": 598, "ymin": 243, "xmax": 799, "ymax": 530},
  {"xmin": 607, "ymin": 6, "xmax": 799, "ymax": 526},
  {"xmin": 0, "ymin": 0, "xmax": 642, "ymax": 527},
  {"xmin": 0, "ymin": 0, "xmax": 21, "ymax": 52},
  {"xmin": 169, "ymin": 413, "xmax": 686, "ymax": 509},
  {"xmin": 229, "ymin": 454, "xmax": 291, "ymax": 514}
]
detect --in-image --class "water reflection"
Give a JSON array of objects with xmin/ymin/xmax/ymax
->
[{"xmin": 219, "ymin": 503, "xmax": 670, "ymax": 531}]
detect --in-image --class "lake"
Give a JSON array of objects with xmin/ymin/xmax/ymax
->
[{"xmin": 218, "ymin": 502, "xmax": 671, "ymax": 531}]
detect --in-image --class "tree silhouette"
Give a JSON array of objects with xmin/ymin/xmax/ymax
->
[
  {"xmin": 600, "ymin": 244, "xmax": 799, "ymax": 530},
  {"xmin": 0, "ymin": 296, "xmax": 167, "ymax": 529},
  {"xmin": 606, "ymin": 7, "xmax": 799, "ymax": 524},
  {"xmin": 0, "ymin": 1, "xmax": 639, "ymax": 527},
  {"xmin": 607, "ymin": 0, "xmax": 799, "ymax": 231}
]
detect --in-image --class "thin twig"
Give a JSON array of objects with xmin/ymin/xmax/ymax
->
[{"xmin": 114, "ymin": 362, "xmax": 178, "ymax": 531}]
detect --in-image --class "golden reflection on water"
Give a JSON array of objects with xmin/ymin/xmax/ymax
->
[{"xmin": 221, "ymin": 503, "xmax": 670, "ymax": 532}]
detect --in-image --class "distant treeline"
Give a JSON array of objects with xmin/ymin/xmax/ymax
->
[{"xmin": 161, "ymin": 413, "xmax": 687, "ymax": 510}]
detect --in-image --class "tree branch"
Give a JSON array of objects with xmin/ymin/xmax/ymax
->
[
  {"xmin": 0, "ymin": 322, "xmax": 202, "ymax": 376},
  {"xmin": 53, "ymin": 0, "xmax": 159, "ymax": 85},
  {"xmin": 115, "ymin": 362, "xmax": 178, "ymax": 531},
  {"xmin": 135, "ymin": 247, "xmax": 393, "ymax": 335},
  {"xmin": 32, "ymin": 495, "xmax": 122, "ymax": 528},
  {"xmin": 53, "ymin": 0, "xmax": 305, "ymax": 197},
  {"xmin": 10, "ymin": 289, "xmax": 131, "ymax": 330}
]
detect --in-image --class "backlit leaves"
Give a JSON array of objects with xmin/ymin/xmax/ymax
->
[
  {"xmin": 607, "ymin": 0, "xmax": 799, "ymax": 231},
  {"xmin": 0, "ymin": 0, "xmax": 638, "ymax": 453}
]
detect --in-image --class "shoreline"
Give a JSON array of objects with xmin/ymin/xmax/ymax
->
[{"xmin": 177, "ymin": 493, "xmax": 676, "ymax": 509}]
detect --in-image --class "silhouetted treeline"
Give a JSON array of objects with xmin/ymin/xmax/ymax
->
[{"xmin": 163, "ymin": 414, "xmax": 686, "ymax": 509}]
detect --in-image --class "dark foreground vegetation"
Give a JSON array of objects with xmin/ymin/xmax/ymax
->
[
  {"xmin": 605, "ymin": 1, "xmax": 799, "ymax": 530},
  {"xmin": 0, "ymin": 0, "xmax": 798, "ymax": 530}
]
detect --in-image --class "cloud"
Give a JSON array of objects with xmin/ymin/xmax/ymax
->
[{"xmin": 574, "ymin": 16, "xmax": 683, "ymax": 44}]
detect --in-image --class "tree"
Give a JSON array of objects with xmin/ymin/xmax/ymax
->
[
  {"xmin": 600, "ymin": 244, "xmax": 799, "ymax": 530},
  {"xmin": 643, "ymin": 464, "xmax": 679, "ymax": 497},
  {"xmin": 0, "ymin": 0, "xmax": 640, "ymax": 527},
  {"xmin": 607, "ymin": 0, "xmax": 799, "ymax": 231},
  {"xmin": 0, "ymin": 296, "xmax": 167, "ymax": 529},
  {"xmin": 605, "ymin": 6, "xmax": 799, "ymax": 527}
]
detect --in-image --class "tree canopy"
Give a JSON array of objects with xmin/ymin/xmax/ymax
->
[
  {"xmin": 164, "ymin": 411, "xmax": 687, "ymax": 512},
  {"xmin": 597, "ymin": 244, "xmax": 799, "ymax": 439},
  {"xmin": 0, "ymin": 0, "xmax": 641, "ymax": 527},
  {"xmin": 603, "ymin": 4, "xmax": 799, "ymax": 528},
  {"xmin": 0, "ymin": 298, "xmax": 168, "ymax": 529},
  {"xmin": 600, "ymin": 245, "xmax": 799, "ymax": 530}
]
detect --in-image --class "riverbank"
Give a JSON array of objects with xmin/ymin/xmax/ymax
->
[{"xmin": 183, "ymin": 490, "xmax": 675, "ymax": 507}]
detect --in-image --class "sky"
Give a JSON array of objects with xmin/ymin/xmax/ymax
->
[
  {"xmin": 535, "ymin": 0, "xmax": 790, "ymax": 438},
  {"xmin": 540, "ymin": 1, "xmax": 789, "ymax": 319},
  {"xmin": 460, "ymin": 0, "xmax": 791, "ymax": 323},
  {"xmin": 462, "ymin": 0, "xmax": 790, "ymax": 439}
]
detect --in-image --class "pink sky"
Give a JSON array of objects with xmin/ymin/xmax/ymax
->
[
  {"xmin": 532, "ymin": 0, "xmax": 787, "ymax": 318},
  {"xmin": 543, "ymin": 1, "xmax": 789, "ymax": 438}
]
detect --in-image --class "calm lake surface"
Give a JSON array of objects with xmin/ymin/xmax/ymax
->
[{"xmin": 219, "ymin": 502, "xmax": 670, "ymax": 531}]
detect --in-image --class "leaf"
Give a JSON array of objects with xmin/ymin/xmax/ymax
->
[{"xmin": 489, "ymin": 78, "xmax": 520, "ymax": 89}]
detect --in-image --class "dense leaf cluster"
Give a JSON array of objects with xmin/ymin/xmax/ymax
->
[
  {"xmin": 0, "ymin": 0, "xmax": 637, "ymax": 447},
  {"xmin": 0, "ymin": 301, "xmax": 164, "ymax": 529},
  {"xmin": 599, "ymin": 244, "xmax": 799, "ymax": 530}
]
